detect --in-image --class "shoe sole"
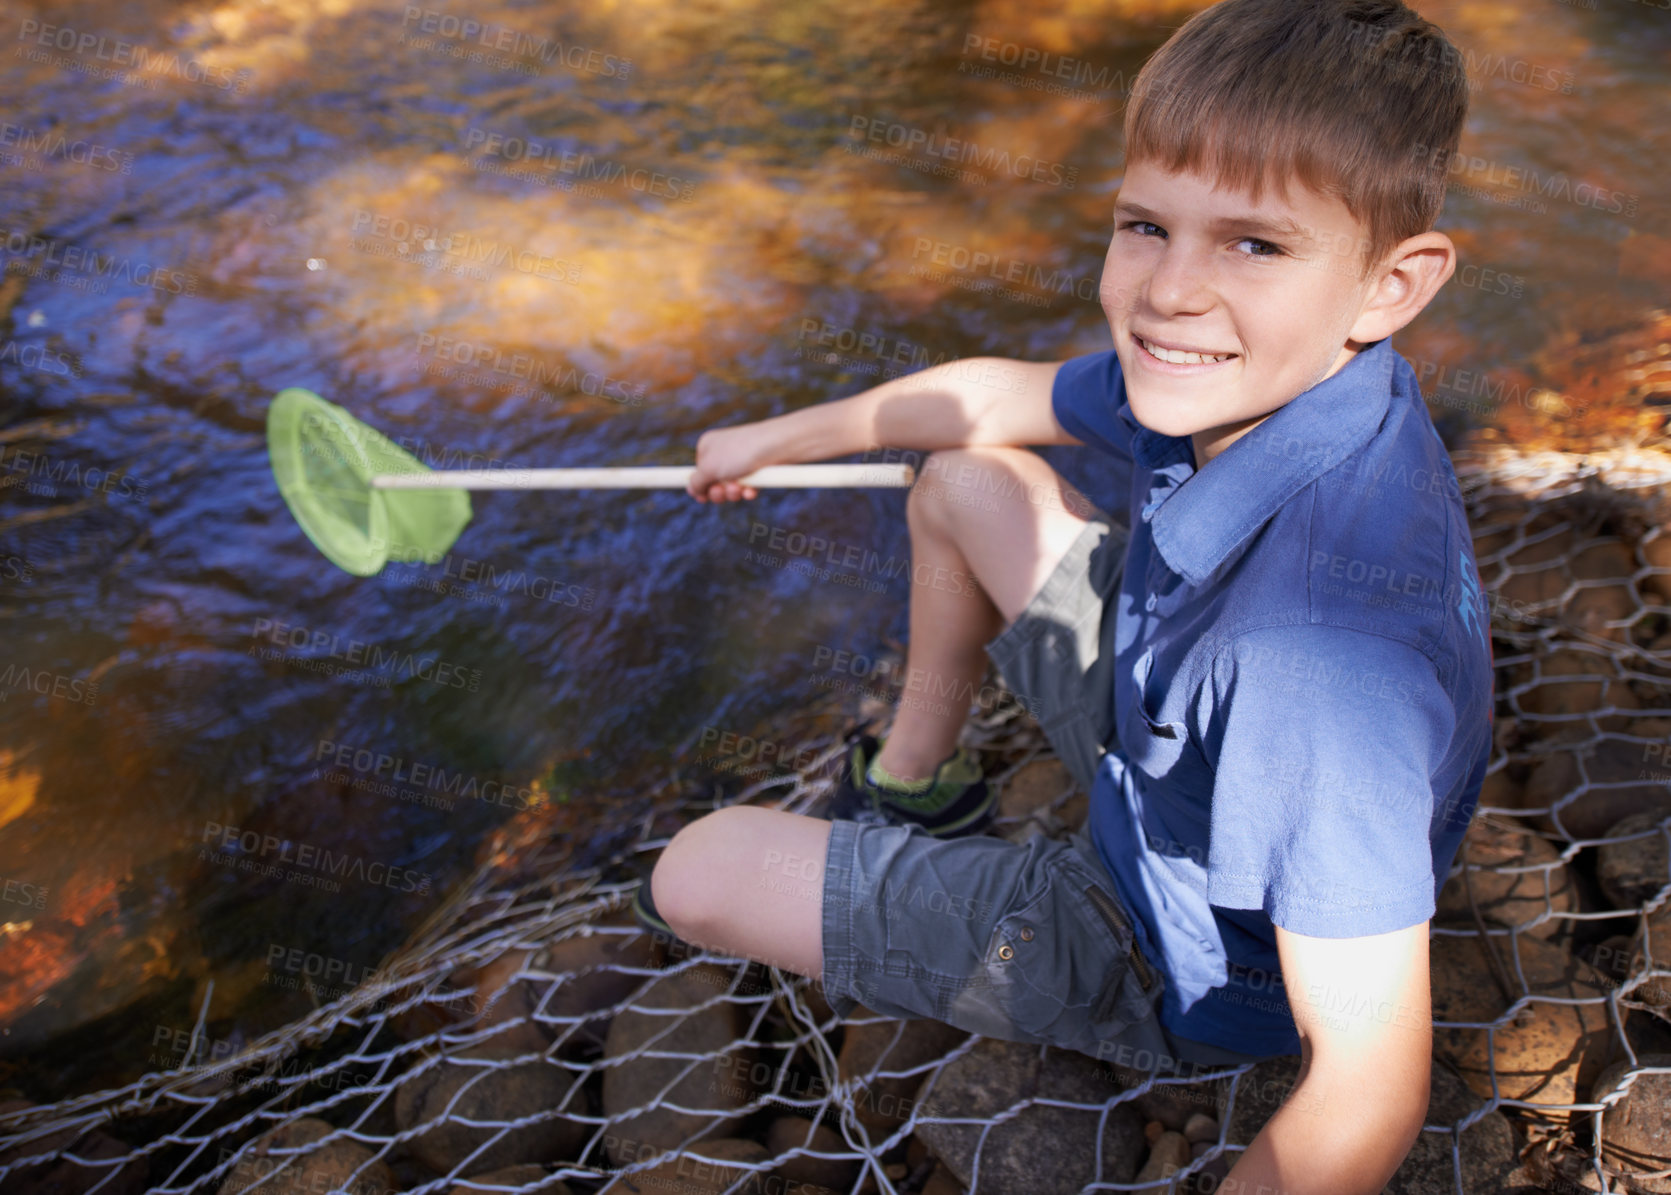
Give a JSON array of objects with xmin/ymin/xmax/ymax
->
[
  {"xmin": 838, "ymin": 784, "xmax": 999, "ymax": 838},
  {"xmin": 630, "ymin": 881, "xmax": 679, "ymax": 940},
  {"xmin": 917, "ymin": 788, "xmax": 998, "ymax": 836}
]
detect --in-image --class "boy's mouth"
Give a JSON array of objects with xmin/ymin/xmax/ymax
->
[{"xmin": 1133, "ymin": 333, "xmax": 1237, "ymax": 368}]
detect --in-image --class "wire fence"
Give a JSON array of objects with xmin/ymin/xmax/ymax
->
[{"xmin": 3, "ymin": 444, "xmax": 1669, "ymax": 1195}]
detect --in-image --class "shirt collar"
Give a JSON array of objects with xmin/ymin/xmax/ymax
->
[{"xmin": 1116, "ymin": 338, "xmax": 1403, "ymax": 587}]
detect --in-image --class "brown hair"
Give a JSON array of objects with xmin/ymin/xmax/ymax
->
[{"xmin": 1123, "ymin": 0, "xmax": 1469, "ymax": 279}]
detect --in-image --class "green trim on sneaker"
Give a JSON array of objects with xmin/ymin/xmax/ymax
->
[
  {"xmin": 825, "ymin": 732, "xmax": 997, "ymax": 837},
  {"xmin": 866, "ymin": 739, "xmax": 984, "ymax": 813}
]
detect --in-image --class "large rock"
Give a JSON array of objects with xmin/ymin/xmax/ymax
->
[
  {"xmin": 453, "ymin": 948, "xmax": 555, "ymax": 1053},
  {"xmin": 395, "ymin": 1045, "xmax": 591, "ymax": 1174},
  {"xmin": 1643, "ymin": 532, "xmax": 1671, "ymax": 606},
  {"xmin": 1387, "ymin": 1059, "xmax": 1520, "ymax": 1193},
  {"xmin": 598, "ymin": 1138, "xmax": 770, "ymax": 1195},
  {"xmin": 836, "ymin": 1011, "xmax": 970, "ymax": 1136},
  {"xmin": 0, "ymin": 1100, "xmax": 150, "ymax": 1195},
  {"xmin": 219, "ymin": 1118, "xmax": 392, "ymax": 1195},
  {"xmin": 1474, "ymin": 767, "xmax": 1527, "ymax": 814},
  {"xmin": 451, "ymin": 929, "xmax": 658, "ymax": 1057},
  {"xmin": 1434, "ymin": 815, "xmax": 1576, "ymax": 941},
  {"xmin": 1512, "ymin": 649, "xmax": 1640, "ymax": 737},
  {"xmin": 533, "ymin": 927, "xmax": 659, "ymax": 1051},
  {"xmin": 919, "ymin": 1162, "xmax": 966, "ymax": 1195},
  {"xmin": 1563, "ymin": 540, "xmax": 1637, "ymax": 642},
  {"xmin": 1481, "ymin": 513, "xmax": 1572, "ymax": 621},
  {"xmin": 1430, "ymin": 932, "xmax": 1613, "ymax": 1113},
  {"xmin": 1221, "ymin": 1056, "xmax": 1314, "ymax": 1147},
  {"xmin": 1522, "ymin": 740, "xmax": 1671, "ymax": 842},
  {"xmin": 1597, "ymin": 812, "xmax": 1670, "ymax": 911},
  {"xmin": 600, "ymin": 964, "xmax": 758, "ymax": 1164},
  {"xmin": 911, "ymin": 1037, "xmax": 1146, "ymax": 1193},
  {"xmin": 1629, "ymin": 904, "xmax": 1671, "ymax": 1008},
  {"xmin": 762, "ymin": 1116, "xmax": 862, "ymax": 1192},
  {"xmin": 1591, "ymin": 1055, "xmax": 1671, "ymax": 1194},
  {"xmin": 1222, "ymin": 1056, "xmax": 1517, "ymax": 1193}
]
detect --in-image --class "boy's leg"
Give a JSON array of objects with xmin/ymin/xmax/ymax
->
[
  {"xmin": 873, "ymin": 446, "xmax": 1098, "ymax": 781},
  {"xmin": 651, "ymin": 446, "xmax": 1136, "ymax": 1035},
  {"xmin": 652, "ymin": 804, "xmax": 830, "ymax": 978},
  {"xmin": 653, "ymin": 448, "xmax": 1101, "ymax": 977},
  {"xmin": 652, "ymin": 803, "xmax": 1176, "ymax": 1065}
]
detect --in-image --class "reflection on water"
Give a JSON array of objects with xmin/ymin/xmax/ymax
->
[{"xmin": 0, "ymin": 0, "xmax": 1665, "ymax": 1099}]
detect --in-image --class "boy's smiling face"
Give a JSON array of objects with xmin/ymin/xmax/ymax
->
[{"xmin": 1100, "ymin": 158, "xmax": 1389, "ymax": 470}]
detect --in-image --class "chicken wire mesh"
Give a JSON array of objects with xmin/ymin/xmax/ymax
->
[{"xmin": 2, "ymin": 443, "xmax": 1670, "ymax": 1195}]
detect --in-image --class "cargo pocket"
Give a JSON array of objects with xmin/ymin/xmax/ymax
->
[
  {"xmin": 1078, "ymin": 872, "xmax": 1165, "ymax": 1032},
  {"xmin": 980, "ymin": 851, "xmax": 1163, "ymax": 1048}
]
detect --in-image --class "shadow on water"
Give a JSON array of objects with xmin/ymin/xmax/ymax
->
[{"xmin": 0, "ymin": 0, "xmax": 1665, "ymax": 1100}]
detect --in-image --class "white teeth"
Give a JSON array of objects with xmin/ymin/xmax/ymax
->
[{"xmin": 1138, "ymin": 336, "xmax": 1231, "ymax": 365}]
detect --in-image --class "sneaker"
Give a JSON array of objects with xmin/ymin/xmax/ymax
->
[
  {"xmin": 630, "ymin": 874, "xmax": 678, "ymax": 940},
  {"xmin": 824, "ymin": 731, "xmax": 996, "ymax": 837}
]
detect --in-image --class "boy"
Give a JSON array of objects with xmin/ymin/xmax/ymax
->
[{"xmin": 647, "ymin": 0, "xmax": 1493, "ymax": 1189}]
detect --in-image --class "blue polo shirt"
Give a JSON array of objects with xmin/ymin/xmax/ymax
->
[{"xmin": 1052, "ymin": 336, "xmax": 1494, "ymax": 1057}]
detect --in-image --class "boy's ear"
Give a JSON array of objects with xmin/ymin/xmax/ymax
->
[{"xmin": 1347, "ymin": 232, "xmax": 1457, "ymax": 345}]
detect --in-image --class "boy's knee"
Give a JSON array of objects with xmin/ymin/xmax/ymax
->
[
  {"xmin": 909, "ymin": 447, "xmax": 990, "ymax": 525},
  {"xmin": 918, "ymin": 446, "xmax": 989, "ymax": 489},
  {"xmin": 651, "ymin": 808, "xmax": 747, "ymax": 939}
]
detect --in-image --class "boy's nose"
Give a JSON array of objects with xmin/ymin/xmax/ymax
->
[{"xmin": 1143, "ymin": 247, "xmax": 1217, "ymax": 317}]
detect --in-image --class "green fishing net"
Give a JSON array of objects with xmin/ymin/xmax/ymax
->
[{"xmin": 266, "ymin": 387, "xmax": 472, "ymax": 576}]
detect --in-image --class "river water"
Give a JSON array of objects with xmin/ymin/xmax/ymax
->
[{"xmin": 0, "ymin": 0, "xmax": 1664, "ymax": 1101}]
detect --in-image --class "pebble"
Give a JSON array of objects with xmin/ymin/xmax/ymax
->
[
  {"xmin": 1133, "ymin": 1130, "xmax": 1190, "ymax": 1184},
  {"xmin": 1181, "ymin": 1112, "xmax": 1219, "ymax": 1144}
]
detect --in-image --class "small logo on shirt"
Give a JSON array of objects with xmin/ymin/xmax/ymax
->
[{"xmin": 1457, "ymin": 549, "xmax": 1487, "ymax": 645}]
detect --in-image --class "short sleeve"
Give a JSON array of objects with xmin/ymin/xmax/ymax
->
[
  {"xmin": 1204, "ymin": 625, "xmax": 1455, "ymax": 937},
  {"xmin": 1053, "ymin": 351, "xmax": 1135, "ymax": 461}
]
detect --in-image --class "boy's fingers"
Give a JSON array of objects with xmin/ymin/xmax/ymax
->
[{"xmin": 686, "ymin": 476, "xmax": 757, "ymax": 503}]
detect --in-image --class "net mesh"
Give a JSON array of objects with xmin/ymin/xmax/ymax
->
[
  {"xmin": 266, "ymin": 388, "xmax": 473, "ymax": 577},
  {"xmin": 4, "ymin": 444, "xmax": 1670, "ymax": 1195}
]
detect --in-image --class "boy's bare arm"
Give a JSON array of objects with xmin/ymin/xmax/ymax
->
[
  {"xmin": 687, "ymin": 358, "xmax": 1083, "ymax": 502},
  {"xmin": 1220, "ymin": 922, "xmax": 1432, "ymax": 1195}
]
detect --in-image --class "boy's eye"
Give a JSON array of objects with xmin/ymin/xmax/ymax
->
[{"xmin": 1117, "ymin": 221, "xmax": 1284, "ymax": 259}]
